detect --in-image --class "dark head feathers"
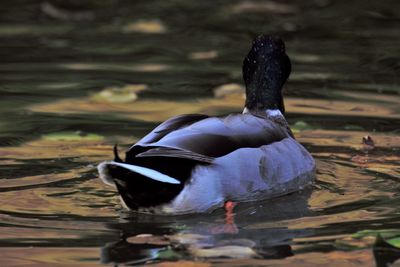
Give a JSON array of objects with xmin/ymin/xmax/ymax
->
[{"xmin": 243, "ymin": 35, "xmax": 291, "ymax": 113}]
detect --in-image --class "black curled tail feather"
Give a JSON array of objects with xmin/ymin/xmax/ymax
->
[{"xmin": 113, "ymin": 144, "xmax": 123, "ymax": 163}]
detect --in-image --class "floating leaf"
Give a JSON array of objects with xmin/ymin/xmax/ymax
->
[
  {"xmin": 344, "ymin": 125, "xmax": 365, "ymax": 131},
  {"xmin": 213, "ymin": 83, "xmax": 244, "ymax": 98},
  {"xmin": 231, "ymin": 1, "xmax": 298, "ymax": 14},
  {"xmin": 122, "ymin": 20, "xmax": 167, "ymax": 34},
  {"xmin": 40, "ymin": 2, "xmax": 94, "ymax": 21},
  {"xmin": 335, "ymin": 229, "xmax": 400, "ymax": 253},
  {"xmin": 336, "ymin": 229, "xmax": 400, "ymax": 251},
  {"xmin": 291, "ymin": 121, "xmax": 314, "ymax": 133},
  {"xmin": 388, "ymin": 237, "xmax": 400, "ymax": 248},
  {"xmin": 189, "ymin": 50, "xmax": 218, "ymax": 60},
  {"xmin": 91, "ymin": 84, "xmax": 148, "ymax": 103},
  {"xmin": 42, "ymin": 131, "xmax": 104, "ymax": 142},
  {"xmin": 353, "ymin": 229, "xmax": 400, "ymax": 239}
]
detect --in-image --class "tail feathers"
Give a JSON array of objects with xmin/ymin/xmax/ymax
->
[
  {"xmin": 113, "ymin": 145, "xmax": 123, "ymax": 162},
  {"xmin": 97, "ymin": 160, "xmax": 183, "ymax": 210},
  {"xmin": 98, "ymin": 161, "xmax": 181, "ymax": 185}
]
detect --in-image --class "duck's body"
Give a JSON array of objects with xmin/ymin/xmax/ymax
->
[{"xmin": 98, "ymin": 35, "xmax": 316, "ymax": 214}]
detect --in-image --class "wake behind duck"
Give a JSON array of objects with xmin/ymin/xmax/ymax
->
[{"xmin": 98, "ymin": 35, "xmax": 316, "ymax": 214}]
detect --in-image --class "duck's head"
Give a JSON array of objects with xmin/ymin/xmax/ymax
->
[{"xmin": 243, "ymin": 35, "xmax": 291, "ymax": 114}]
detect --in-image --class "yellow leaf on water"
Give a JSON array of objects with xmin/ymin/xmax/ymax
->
[
  {"xmin": 231, "ymin": 1, "xmax": 298, "ymax": 14},
  {"xmin": 122, "ymin": 19, "xmax": 167, "ymax": 34},
  {"xmin": 213, "ymin": 83, "xmax": 245, "ymax": 98},
  {"xmin": 91, "ymin": 84, "xmax": 148, "ymax": 103},
  {"xmin": 42, "ymin": 131, "xmax": 104, "ymax": 142},
  {"xmin": 189, "ymin": 50, "xmax": 218, "ymax": 60}
]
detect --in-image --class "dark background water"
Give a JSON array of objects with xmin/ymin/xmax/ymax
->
[{"xmin": 0, "ymin": 0, "xmax": 399, "ymax": 266}]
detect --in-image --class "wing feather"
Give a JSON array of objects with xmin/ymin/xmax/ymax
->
[
  {"xmin": 136, "ymin": 147, "xmax": 214, "ymax": 163},
  {"xmin": 136, "ymin": 114, "xmax": 209, "ymax": 145},
  {"xmin": 126, "ymin": 113, "xmax": 290, "ymax": 162}
]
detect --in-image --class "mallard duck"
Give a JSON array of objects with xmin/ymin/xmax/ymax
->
[{"xmin": 98, "ymin": 35, "xmax": 316, "ymax": 214}]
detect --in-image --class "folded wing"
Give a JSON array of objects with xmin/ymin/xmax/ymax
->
[{"xmin": 126, "ymin": 113, "xmax": 290, "ymax": 163}]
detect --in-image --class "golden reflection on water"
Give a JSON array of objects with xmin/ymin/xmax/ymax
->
[
  {"xmin": 0, "ymin": 137, "xmax": 119, "ymax": 219},
  {"xmin": 211, "ymin": 250, "xmax": 375, "ymax": 267},
  {"xmin": 2, "ymin": 87, "xmax": 399, "ymax": 265},
  {"xmin": 0, "ymin": 174, "xmax": 117, "ymax": 217},
  {"xmin": 27, "ymin": 90, "xmax": 400, "ymax": 122},
  {"xmin": 1, "ymin": 247, "xmax": 100, "ymax": 267}
]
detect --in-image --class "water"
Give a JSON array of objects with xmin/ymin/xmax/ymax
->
[{"xmin": 1, "ymin": 0, "xmax": 399, "ymax": 266}]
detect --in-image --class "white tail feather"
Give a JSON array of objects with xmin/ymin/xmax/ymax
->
[{"xmin": 103, "ymin": 161, "xmax": 181, "ymax": 184}]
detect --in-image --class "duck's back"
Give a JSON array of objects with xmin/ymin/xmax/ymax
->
[{"xmin": 127, "ymin": 112, "xmax": 290, "ymax": 162}]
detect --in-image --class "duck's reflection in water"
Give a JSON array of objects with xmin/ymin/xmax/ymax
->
[{"xmin": 101, "ymin": 188, "xmax": 314, "ymax": 265}]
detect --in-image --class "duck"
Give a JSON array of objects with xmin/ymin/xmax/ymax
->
[{"xmin": 98, "ymin": 35, "xmax": 316, "ymax": 214}]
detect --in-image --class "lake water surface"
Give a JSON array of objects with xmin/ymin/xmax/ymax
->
[{"xmin": 1, "ymin": 0, "xmax": 399, "ymax": 266}]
